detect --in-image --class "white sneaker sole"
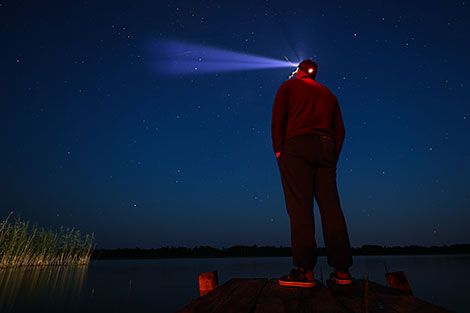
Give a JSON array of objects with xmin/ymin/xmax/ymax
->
[
  {"xmin": 330, "ymin": 276, "xmax": 353, "ymax": 285},
  {"xmin": 279, "ymin": 280, "xmax": 317, "ymax": 288}
]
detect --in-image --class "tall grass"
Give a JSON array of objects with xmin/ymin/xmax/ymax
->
[{"xmin": 0, "ymin": 212, "xmax": 94, "ymax": 268}]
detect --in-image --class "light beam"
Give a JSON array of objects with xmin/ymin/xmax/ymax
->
[{"xmin": 148, "ymin": 39, "xmax": 298, "ymax": 75}]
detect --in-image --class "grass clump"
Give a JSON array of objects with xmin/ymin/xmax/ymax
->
[{"xmin": 0, "ymin": 212, "xmax": 94, "ymax": 268}]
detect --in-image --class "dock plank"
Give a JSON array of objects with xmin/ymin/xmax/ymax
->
[
  {"xmin": 176, "ymin": 278, "xmax": 267, "ymax": 313},
  {"xmin": 327, "ymin": 279, "xmax": 454, "ymax": 313},
  {"xmin": 300, "ymin": 281, "xmax": 352, "ymax": 313},
  {"xmin": 252, "ymin": 279, "xmax": 350, "ymax": 313},
  {"xmin": 252, "ymin": 279, "xmax": 302, "ymax": 313}
]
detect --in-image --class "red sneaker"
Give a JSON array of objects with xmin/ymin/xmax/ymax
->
[
  {"xmin": 279, "ymin": 268, "xmax": 317, "ymax": 288},
  {"xmin": 330, "ymin": 269, "xmax": 353, "ymax": 285}
]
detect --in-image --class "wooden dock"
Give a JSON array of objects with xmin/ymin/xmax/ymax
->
[{"xmin": 177, "ymin": 278, "xmax": 453, "ymax": 313}]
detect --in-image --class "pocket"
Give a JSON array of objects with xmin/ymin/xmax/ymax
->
[
  {"xmin": 278, "ymin": 141, "xmax": 288, "ymax": 158},
  {"xmin": 332, "ymin": 142, "xmax": 339, "ymax": 163},
  {"xmin": 320, "ymin": 137, "xmax": 337, "ymax": 164}
]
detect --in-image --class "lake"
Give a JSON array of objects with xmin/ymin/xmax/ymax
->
[{"xmin": 0, "ymin": 254, "xmax": 468, "ymax": 313}]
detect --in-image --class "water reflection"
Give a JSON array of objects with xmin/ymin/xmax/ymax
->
[
  {"xmin": 0, "ymin": 256, "xmax": 467, "ymax": 313},
  {"xmin": 0, "ymin": 265, "xmax": 87, "ymax": 312}
]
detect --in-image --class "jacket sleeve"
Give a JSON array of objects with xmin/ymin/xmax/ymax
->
[
  {"xmin": 333, "ymin": 100, "xmax": 346, "ymax": 157},
  {"xmin": 271, "ymin": 83, "xmax": 289, "ymax": 153}
]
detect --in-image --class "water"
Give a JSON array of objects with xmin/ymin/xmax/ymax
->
[{"xmin": 0, "ymin": 255, "xmax": 468, "ymax": 313}]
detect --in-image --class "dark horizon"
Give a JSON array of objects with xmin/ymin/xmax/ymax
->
[
  {"xmin": 2, "ymin": 1, "xmax": 469, "ymax": 248},
  {"xmin": 91, "ymin": 243, "xmax": 470, "ymax": 260}
]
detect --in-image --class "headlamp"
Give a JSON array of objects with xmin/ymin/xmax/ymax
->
[{"xmin": 297, "ymin": 59, "xmax": 318, "ymax": 79}]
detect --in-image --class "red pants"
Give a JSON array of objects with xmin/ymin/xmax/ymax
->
[{"xmin": 277, "ymin": 134, "xmax": 353, "ymax": 271}]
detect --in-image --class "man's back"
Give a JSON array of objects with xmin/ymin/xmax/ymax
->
[{"xmin": 271, "ymin": 77, "xmax": 345, "ymax": 156}]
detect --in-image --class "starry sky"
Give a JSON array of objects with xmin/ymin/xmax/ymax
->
[{"xmin": 1, "ymin": 0, "xmax": 469, "ymax": 249}]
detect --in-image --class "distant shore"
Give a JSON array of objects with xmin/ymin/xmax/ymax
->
[{"xmin": 91, "ymin": 244, "xmax": 470, "ymax": 260}]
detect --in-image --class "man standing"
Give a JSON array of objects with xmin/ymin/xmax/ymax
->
[{"xmin": 272, "ymin": 59, "xmax": 353, "ymax": 287}]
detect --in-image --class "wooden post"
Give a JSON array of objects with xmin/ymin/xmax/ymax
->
[
  {"xmin": 361, "ymin": 272, "xmax": 369, "ymax": 313},
  {"xmin": 385, "ymin": 271, "xmax": 413, "ymax": 295},
  {"xmin": 198, "ymin": 270, "xmax": 218, "ymax": 296}
]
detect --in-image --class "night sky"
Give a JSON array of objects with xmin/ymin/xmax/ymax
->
[{"xmin": 1, "ymin": 1, "xmax": 469, "ymax": 249}]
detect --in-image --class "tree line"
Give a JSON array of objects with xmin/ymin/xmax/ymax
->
[{"xmin": 91, "ymin": 244, "xmax": 470, "ymax": 259}]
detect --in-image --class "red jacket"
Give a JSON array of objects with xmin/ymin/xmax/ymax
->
[{"xmin": 271, "ymin": 77, "xmax": 345, "ymax": 156}]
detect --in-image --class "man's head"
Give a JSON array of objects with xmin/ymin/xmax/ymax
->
[{"xmin": 297, "ymin": 59, "xmax": 318, "ymax": 79}]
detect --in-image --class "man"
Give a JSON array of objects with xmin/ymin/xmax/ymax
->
[{"xmin": 272, "ymin": 59, "xmax": 353, "ymax": 287}]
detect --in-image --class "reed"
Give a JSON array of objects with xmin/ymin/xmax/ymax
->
[{"xmin": 0, "ymin": 212, "xmax": 94, "ymax": 268}]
